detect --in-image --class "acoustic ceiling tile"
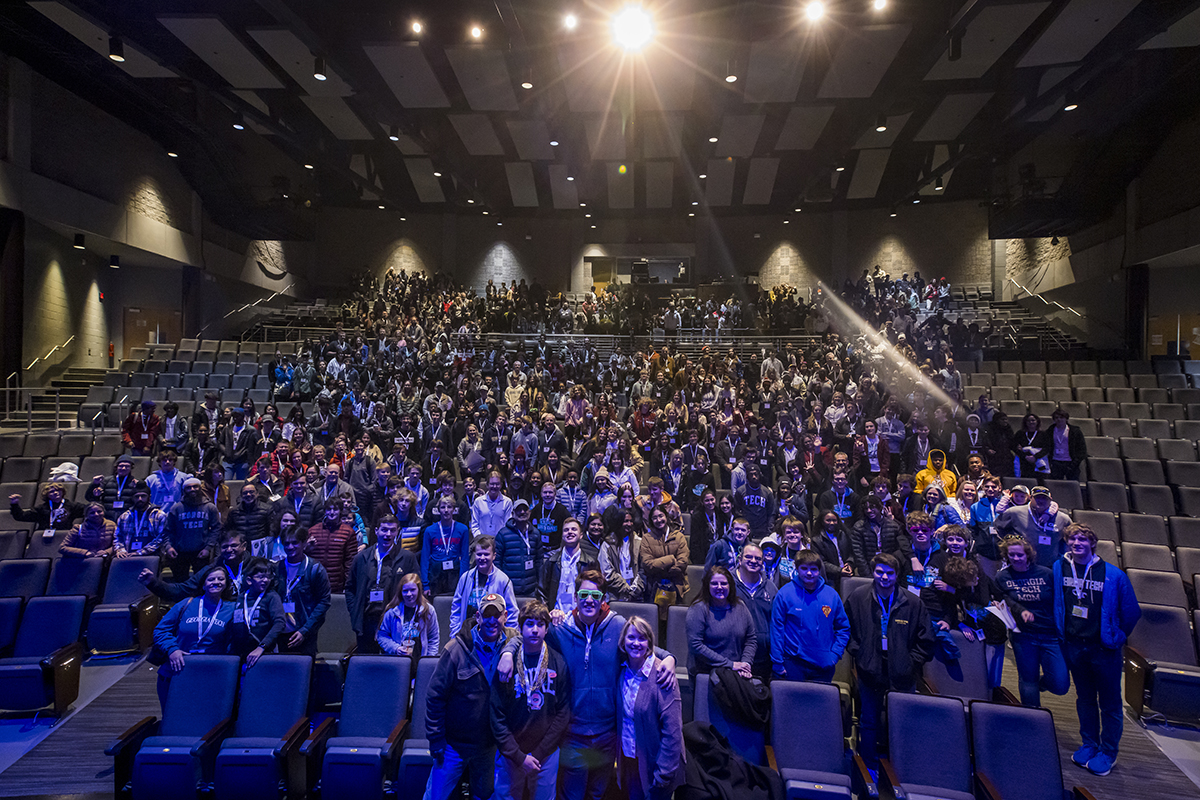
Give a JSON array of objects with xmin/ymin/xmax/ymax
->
[
  {"xmin": 158, "ymin": 15, "xmax": 282, "ymax": 88},
  {"xmin": 363, "ymin": 42, "xmax": 449, "ymax": 108}
]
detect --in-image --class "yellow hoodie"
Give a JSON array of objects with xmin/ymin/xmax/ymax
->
[{"xmin": 914, "ymin": 449, "xmax": 957, "ymax": 496}]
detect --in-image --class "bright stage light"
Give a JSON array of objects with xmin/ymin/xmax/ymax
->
[
  {"xmin": 612, "ymin": 6, "xmax": 653, "ymax": 51},
  {"xmin": 805, "ymin": 2, "xmax": 826, "ymax": 22}
]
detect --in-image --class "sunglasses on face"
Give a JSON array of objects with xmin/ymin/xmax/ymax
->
[{"xmin": 576, "ymin": 589, "xmax": 604, "ymax": 600}]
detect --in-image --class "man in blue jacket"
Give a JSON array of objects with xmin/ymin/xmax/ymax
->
[
  {"xmin": 770, "ymin": 550, "xmax": 850, "ymax": 682},
  {"xmin": 1053, "ymin": 523, "xmax": 1141, "ymax": 777}
]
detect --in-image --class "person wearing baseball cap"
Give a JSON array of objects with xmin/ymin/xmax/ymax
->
[
  {"xmin": 995, "ymin": 484, "xmax": 1069, "ymax": 567},
  {"xmin": 122, "ymin": 399, "xmax": 161, "ymax": 457},
  {"xmin": 113, "ymin": 479, "xmax": 168, "ymax": 557},
  {"xmin": 423, "ymin": 591, "xmax": 518, "ymax": 800}
]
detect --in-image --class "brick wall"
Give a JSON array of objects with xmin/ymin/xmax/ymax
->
[{"xmin": 845, "ymin": 201, "xmax": 993, "ymax": 288}]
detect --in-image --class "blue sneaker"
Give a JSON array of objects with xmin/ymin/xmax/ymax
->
[
  {"xmin": 867, "ymin": 767, "xmax": 879, "ymax": 784},
  {"xmin": 1071, "ymin": 746, "xmax": 1098, "ymax": 768},
  {"xmin": 1086, "ymin": 753, "xmax": 1114, "ymax": 777}
]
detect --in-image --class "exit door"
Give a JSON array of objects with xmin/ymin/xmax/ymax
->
[{"xmin": 123, "ymin": 307, "xmax": 182, "ymax": 357}]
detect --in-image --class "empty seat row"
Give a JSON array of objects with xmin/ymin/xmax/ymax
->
[
  {"xmin": 108, "ymin": 372, "xmax": 270, "ymax": 390},
  {"xmin": 0, "ymin": 433, "xmax": 101, "ymax": 460},
  {"xmin": 0, "ymin": 454, "xmax": 152, "ymax": 484}
]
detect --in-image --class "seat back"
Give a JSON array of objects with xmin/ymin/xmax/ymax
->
[
  {"xmin": 839, "ymin": 576, "xmax": 873, "ymax": 601},
  {"xmin": 409, "ymin": 656, "xmax": 440, "ymax": 739},
  {"xmin": 769, "ymin": 681, "xmax": 843, "ymax": 775},
  {"xmin": 317, "ymin": 593, "xmax": 356, "ymax": 655},
  {"xmin": 609, "ymin": 601, "xmax": 658, "ymax": 624},
  {"xmin": 160, "ymin": 655, "xmax": 242, "ymax": 737},
  {"xmin": 1131, "ymin": 485, "xmax": 1176, "ymax": 517},
  {"xmin": 234, "ymin": 655, "xmax": 313, "ymax": 737},
  {"xmin": 665, "ymin": 605, "xmax": 689, "ymax": 664},
  {"xmin": 13, "ymin": 595, "xmax": 85, "ymax": 658},
  {"xmin": 47, "ymin": 556, "xmax": 106, "ymax": 599},
  {"xmin": 1127, "ymin": 569, "xmax": 1187, "ymax": 607},
  {"xmin": 887, "ymin": 693, "xmax": 971, "ymax": 793},
  {"xmin": 1071, "ymin": 510, "xmax": 1118, "ymax": 542},
  {"xmin": 922, "ymin": 630, "xmax": 989, "ymax": 702},
  {"xmin": 340, "ymin": 656, "xmax": 412, "ymax": 738},
  {"xmin": 0, "ymin": 558, "xmax": 50, "ymax": 600},
  {"xmin": 432, "ymin": 596, "xmax": 452, "ymax": 652},
  {"xmin": 694, "ymin": 672, "xmax": 767, "ymax": 765},
  {"xmin": 24, "ymin": 530, "xmax": 68, "ymax": 560},
  {"xmin": 0, "ymin": 531, "xmax": 27, "ymax": 561},
  {"xmin": 1120, "ymin": 542, "xmax": 1173, "ymax": 572},
  {"xmin": 970, "ymin": 703, "xmax": 1063, "ymax": 800},
  {"xmin": 1127, "ymin": 603, "xmax": 1198, "ymax": 667},
  {"xmin": 102, "ymin": 555, "xmax": 160, "ymax": 605},
  {"xmin": 1118, "ymin": 513, "xmax": 1169, "ymax": 546},
  {"xmin": 1086, "ymin": 482, "xmax": 1129, "ymax": 514}
]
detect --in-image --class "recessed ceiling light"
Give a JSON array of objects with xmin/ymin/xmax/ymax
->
[
  {"xmin": 873, "ymin": 0, "xmax": 888, "ymax": 10},
  {"xmin": 725, "ymin": 74, "xmax": 737, "ymax": 83},
  {"xmin": 400, "ymin": 217, "xmax": 406, "ymax": 221},
  {"xmin": 783, "ymin": 220, "xmax": 789, "ymax": 224},
  {"xmin": 521, "ymin": 81, "xmax": 533, "ymax": 90},
  {"xmin": 412, "ymin": 22, "xmax": 422, "ymax": 34},
  {"xmin": 699, "ymin": 174, "xmax": 706, "ymax": 179},
  {"xmin": 794, "ymin": 207, "xmax": 801, "ymax": 212},
  {"xmin": 482, "ymin": 211, "xmax": 489, "ymax": 215},
  {"xmin": 73, "ymin": 233, "xmax": 85, "ymax": 249},
  {"xmin": 585, "ymin": 213, "xmax": 591, "ymax": 218},
  {"xmin": 590, "ymin": 225, "xmax": 596, "ymax": 228},
  {"xmin": 612, "ymin": 6, "xmax": 653, "ymax": 51},
  {"xmin": 313, "ymin": 56, "xmax": 327, "ymax": 81},
  {"xmin": 564, "ymin": 14, "xmax": 579, "ymax": 30},
  {"xmin": 304, "ymin": 163, "xmax": 313, "ymax": 169},
  {"xmin": 692, "ymin": 201, "xmax": 698, "ymax": 206},
  {"xmin": 550, "ymin": 140, "xmax": 559, "ymax": 146},
  {"xmin": 433, "ymin": 171, "xmax": 442, "ymax": 177},
  {"xmin": 108, "ymin": 35, "xmax": 125, "ymax": 63},
  {"xmin": 580, "ymin": 202, "xmax": 587, "ymax": 207},
  {"xmin": 110, "ymin": 254, "xmax": 120, "ymax": 269},
  {"xmin": 935, "ymin": 177, "xmax": 944, "ymax": 191},
  {"xmin": 388, "ymin": 125, "xmax": 400, "ymax": 142},
  {"xmin": 232, "ymin": 112, "xmax": 245, "ymax": 130},
  {"xmin": 890, "ymin": 211, "xmax": 897, "ymax": 217},
  {"xmin": 471, "ymin": 26, "xmax": 483, "ymax": 39},
  {"xmin": 835, "ymin": 164, "xmax": 845, "ymax": 172},
  {"xmin": 875, "ymin": 115, "xmax": 888, "ymax": 132},
  {"xmin": 913, "ymin": 198, "xmax": 921, "ymax": 204},
  {"xmin": 166, "ymin": 151, "xmax": 178, "ymax": 158},
  {"xmin": 567, "ymin": 176, "xmax": 575, "ymax": 181},
  {"xmin": 709, "ymin": 137, "xmax": 718, "ymax": 143},
  {"xmin": 378, "ymin": 204, "xmax": 386, "ymax": 209},
  {"xmin": 497, "ymin": 221, "xmax": 502, "ymax": 226},
  {"xmin": 688, "ymin": 212, "xmax": 695, "ymax": 217}
]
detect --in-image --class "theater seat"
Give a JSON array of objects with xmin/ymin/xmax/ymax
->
[
  {"xmin": 397, "ymin": 657, "xmax": 439, "ymax": 790},
  {"xmin": 881, "ymin": 693, "xmax": 975, "ymax": 800},
  {"xmin": 1124, "ymin": 603, "xmax": 1200, "ymax": 726},
  {"xmin": 695, "ymin": 672, "xmax": 766, "ymax": 766},
  {"xmin": 86, "ymin": 556, "xmax": 162, "ymax": 655},
  {"xmin": 303, "ymin": 656, "xmax": 411, "ymax": 800},
  {"xmin": 0, "ymin": 595, "xmax": 85, "ymax": 717},
  {"xmin": 970, "ymin": 702, "xmax": 1091, "ymax": 800},
  {"xmin": 770, "ymin": 680, "xmax": 875, "ymax": 800}
]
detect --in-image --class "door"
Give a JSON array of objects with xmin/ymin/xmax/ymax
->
[{"xmin": 123, "ymin": 307, "xmax": 182, "ymax": 357}]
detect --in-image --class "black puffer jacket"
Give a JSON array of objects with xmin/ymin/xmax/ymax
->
[{"xmin": 225, "ymin": 499, "xmax": 273, "ymax": 543}]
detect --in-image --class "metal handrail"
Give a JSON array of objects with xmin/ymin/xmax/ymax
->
[
  {"xmin": 200, "ymin": 283, "xmax": 294, "ymax": 338},
  {"xmin": 0, "ymin": 386, "xmax": 65, "ymax": 432},
  {"xmin": 1007, "ymin": 278, "xmax": 1083, "ymax": 318},
  {"xmin": 25, "ymin": 334, "xmax": 75, "ymax": 371}
]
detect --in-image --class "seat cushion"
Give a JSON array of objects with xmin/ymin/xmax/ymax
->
[
  {"xmin": 901, "ymin": 783, "xmax": 975, "ymax": 800},
  {"xmin": 326, "ymin": 736, "xmax": 387, "ymax": 751},
  {"xmin": 219, "ymin": 736, "xmax": 282, "ymax": 752},
  {"xmin": 0, "ymin": 657, "xmax": 48, "ymax": 666},
  {"xmin": 401, "ymin": 738, "xmax": 433, "ymax": 766},
  {"xmin": 782, "ymin": 768, "xmax": 852, "ymax": 800},
  {"xmin": 141, "ymin": 736, "xmax": 204, "ymax": 750},
  {"xmin": 0, "ymin": 663, "xmax": 50, "ymax": 710}
]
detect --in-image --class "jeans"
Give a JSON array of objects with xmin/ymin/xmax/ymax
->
[
  {"xmin": 856, "ymin": 680, "xmax": 887, "ymax": 770},
  {"xmin": 1050, "ymin": 459, "xmax": 1080, "ymax": 482},
  {"xmin": 559, "ymin": 729, "xmax": 618, "ymax": 800},
  {"xmin": 1010, "ymin": 631, "xmax": 1069, "ymax": 707},
  {"xmin": 424, "ymin": 743, "xmax": 495, "ymax": 800},
  {"xmin": 493, "ymin": 748, "xmax": 559, "ymax": 800},
  {"xmin": 223, "ymin": 460, "xmax": 250, "ymax": 481},
  {"xmin": 167, "ymin": 550, "xmax": 207, "ymax": 581},
  {"xmin": 780, "ymin": 657, "xmax": 835, "ymax": 683},
  {"xmin": 1063, "ymin": 640, "xmax": 1124, "ymax": 758},
  {"xmin": 985, "ymin": 643, "xmax": 1005, "ymax": 690}
]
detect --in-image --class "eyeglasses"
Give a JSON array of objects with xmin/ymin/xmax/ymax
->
[
  {"xmin": 741, "ymin": 556, "xmax": 763, "ymax": 564},
  {"xmin": 576, "ymin": 589, "xmax": 604, "ymax": 600},
  {"xmin": 909, "ymin": 526, "xmax": 932, "ymax": 534}
]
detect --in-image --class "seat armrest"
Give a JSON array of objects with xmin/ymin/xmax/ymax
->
[
  {"xmin": 992, "ymin": 686, "xmax": 1020, "ymax": 705},
  {"xmin": 190, "ymin": 717, "xmax": 234, "ymax": 757},
  {"xmin": 42, "ymin": 641, "xmax": 85, "ymax": 717},
  {"xmin": 41, "ymin": 641, "xmax": 83, "ymax": 671},
  {"xmin": 851, "ymin": 752, "xmax": 879, "ymax": 799},
  {"xmin": 1073, "ymin": 787, "xmax": 1100, "ymax": 800},
  {"xmin": 1124, "ymin": 644, "xmax": 1152, "ymax": 717},
  {"xmin": 1125, "ymin": 644, "xmax": 1152, "ymax": 671},
  {"xmin": 381, "ymin": 718, "xmax": 410, "ymax": 762},
  {"xmin": 976, "ymin": 770, "xmax": 1003, "ymax": 800},
  {"xmin": 765, "ymin": 745, "xmax": 777, "ymax": 772},
  {"xmin": 878, "ymin": 758, "xmax": 904, "ymax": 799},
  {"xmin": 275, "ymin": 717, "xmax": 311, "ymax": 758},
  {"xmin": 106, "ymin": 716, "xmax": 159, "ymax": 757},
  {"xmin": 299, "ymin": 717, "xmax": 336, "ymax": 758}
]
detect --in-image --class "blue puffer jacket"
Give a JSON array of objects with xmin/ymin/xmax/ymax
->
[
  {"xmin": 770, "ymin": 573, "xmax": 850, "ymax": 674},
  {"xmin": 1052, "ymin": 557, "xmax": 1141, "ymax": 649},
  {"xmin": 493, "ymin": 518, "xmax": 544, "ymax": 596}
]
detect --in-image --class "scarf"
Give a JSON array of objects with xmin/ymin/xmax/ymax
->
[{"xmin": 514, "ymin": 641, "xmax": 553, "ymax": 707}]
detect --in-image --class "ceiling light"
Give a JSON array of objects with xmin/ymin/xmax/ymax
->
[
  {"xmin": 688, "ymin": 213, "xmax": 695, "ymax": 217},
  {"xmin": 468, "ymin": 199, "xmax": 475, "ymax": 204},
  {"xmin": 1051, "ymin": 236, "xmax": 1060, "ymax": 246},
  {"xmin": 232, "ymin": 112, "xmax": 245, "ymax": 130},
  {"xmin": 783, "ymin": 220, "xmax": 789, "ymax": 224},
  {"xmin": 483, "ymin": 211, "xmax": 489, "ymax": 215},
  {"xmin": 699, "ymin": 173, "xmax": 706, "ymax": 179},
  {"xmin": 890, "ymin": 211, "xmax": 898, "ymax": 217},
  {"xmin": 378, "ymin": 204, "xmax": 386, "ymax": 209},
  {"xmin": 400, "ymin": 217, "xmax": 406, "ymax": 221},
  {"xmin": 835, "ymin": 163, "xmax": 845, "ymax": 173},
  {"xmin": 388, "ymin": 125, "xmax": 400, "ymax": 142},
  {"xmin": 166, "ymin": 151, "xmax": 178, "ymax": 158},
  {"xmin": 612, "ymin": 6, "xmax": 653, "ymax": 51},
  {"xmin": 873, "ymin": 0, "xmax": 888, "ymax": 9},
  {"xmin": 805, "ymin": 2, "xmax": 825, "ymax": 22},
  {"xmin": 875, "ymin": 115, "xmax": 888, "ymax": 132},
  {"xmin": 580, "ymin": 202, "xmax": 587, "ymax": 207},
  {"xmin": 913, "ymin": 198, "xmax": 921, "ymax": 204},
  {"xmin": 313, "ymin": 56, "xmax": 327, "ymax": 81},
  {"xmin": 73, "ymin": 234, "xmax": 85, "ymax": 250},
  {"xmin": 433, "ymin": 171, "xmax": 442, "ymax": 177},
  {"xmin": 304, "ymin": 163, "xmax": 314, "ymax": 170},
  {"xmin": 934, "ymin": 177, "xmax": 944, "ymax": 191},
  {"xmin": 564, "ymin": 14, "xmax": 579, "ymax": 30},
  {"xmin": 591, "ymin": 225, "xmax": 597, "ymax": 228},
  {"xmin": 725, "ymin": 74, "xmax": 737, "ymax": 83},
  {"xmin": 709, "ymin": 137, "xmax": 718, "ymax": 143},
  {"xmin": 412, "ymin": 21, "xmax": 423, "ymax": 34},
  {"xmin": 550, "ymin": 140, "xmax": 559, "ymax": 146},
  {"xmin": 692, "ymin": 201, "xmax": 698, "ymax": 206},
  {"xmin": 1063, "ymin": 91, "xmax": 1079, "ymax": 112},
  {"xmin": 567, "ymin": 176, "xmax": 574, "ymax": 181},
  {"xmin": 109, "ymin": 254, "xmax": 120, "ymax": 269},
  {"xmin": 521, "ymin": 81, "xmax": 533, "ymax": 90},
  {"xmin": 108, "ymin": 35, "xmax": 125, "ymax": 63},
  {"xmin": 471, "ymin": 26, "xmax": 483, "ymax": 39},
  {"xmin": 497, "ymin": 221, "xmax": 503, "ymax": 226},
  {"xmin": 794, "ymin": 207, "xmax": 802, "ymax": 212},
  {"xmin": 585, "ymin": 213, "xmax": 591, "ymax": 218},
  {"xmin": 1062, "ymin": 100, "xmax": 1078, "ymax": 112}
]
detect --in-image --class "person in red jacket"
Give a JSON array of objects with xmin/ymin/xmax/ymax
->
[
  {"xmin": 305, "ymin": 500, "xmax": 358, "ymax": 593},
  {"xmin": 122, "ymin": 400, "xmax": 161, "ymax": 456}
]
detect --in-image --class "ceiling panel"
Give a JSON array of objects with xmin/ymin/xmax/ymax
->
[
  {"xmin": 449, "ymin": 114, "xmax": 504, "ymax": 156},
  {"xmin": 158, "ymin": 16, "xmax": 282, "ymax": 89},
  {"xmin": 1018, "ymin": 0, "xmax": 1140, "ymax": 68},
  {"xmin": 743, "ymin": 158, "xmax": 779, "ymax": 205},
  {"xmin": 248, "ymin": 28, "xmax": 352, "ymax": 97},
  {"xmin": 1141, "ymin": 7, "xmax": 1200, "ymax": 49},
  {"xmin": 29, "ymin": 2, "xmax": 175, "ymax": 78},
  {"xmin": 913, "ymin": 92, "xmax": 993, "ymax": 142},
  {"xmin": 774, "ymin": 106, "xmax": 835, "ymax": 150},
  {"xmin": 387, "ymin": 129, "xmax": 425, "ymax": 155},
  {"xmin": 585, "ymin": 117, "xmax": 626, "ymax": 160},
  {"xmin": 548, "ymin": 164, "xmax": 579, "ymax": 209},
  {"xmin": 852, "ymin": 112, "xmax": 912, "ymax": 148},
  {"xmin": 642, "ymin": 114, "xmax": 685, "ymax": 158},
  {"xmin": 641, "ymin": 49, "xmax": 696, "ymax": 110},
  {"xmin": 1038, "ymin": 66, "xmax": 1078, "ymax": 95},
  {"xmin": 506, "ymin": 120, "xmax": 555, "ymax": 160},
  {"xmin": 818, "ymin": 24, "xmax": 911, "ymax": 99},
  {"xmin": 233, "ymin": 90, "xmax": 269, "ymax": 115},
  {"xmin": 714, "ymin": 115, "xmax": 765, "ymax": 158},
  {"xmin": 505, "ymin": 162, "xmax": 539, "ymax": 207},
  {"xmin": 705, "ymin": 158, "xmax": 736, "ymax": 206},
  {"xmin": 363, "ymin": 42, "xmax": 449, "ymax": 108},
  {"xmin": 925, "ymin": 3, "xmax": 1050, "ymax": 81},
  {"xmin": 556, "ymin": 41, "xmax": 614, "ymax": 112},
  {"xmin": 846, "ymin": 148, "xmax": 891, "ymax": 199},
  {"xmin": 301, "ymin": 96, "xmax": 373, "ymax": 140},
  {"xmin": 743, "ymin": 38, "xmax": 806, "ymax": 103},
  {"xmin": 445, "ymin": 47, "xmax": 519, "ymax": 112},
  {"xmin": 405, "ymin": 159, "xmax": 446, "ymax": 203},
  {"xmin": 607, "ymin": 163, "xmax": 635, "ymax": 209},
  {"xmin": 645, "ymin": 162, "xmax": 673, "ymax": 208}
]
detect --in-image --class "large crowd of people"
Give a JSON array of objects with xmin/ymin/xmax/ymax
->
[{"xmin": 9, "ymin": 266, "xmax": 1142, "ymax": 796}]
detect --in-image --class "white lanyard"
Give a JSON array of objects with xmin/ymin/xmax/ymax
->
[
  {"xmin": 376, "ymin": 545, "xmax": 392, "ymax": 585},
  {"xmin": 436, "ymin": 522, "xmax": 454, "ymax": 555},
  {"xmin": 285, "ymin": 557, "xmax": 308, "ymax": 599},
  {"xmin": 229, "ymin": 561, "xmax": 242, "ymax": 590},
  {"xmin": 133, "ymin": 509, "xmax": 148, "ymax": 540},
  {"xmin": 1068, "ymin": 558, "xmax": 1095, "ymax": 602},
  {"xmin": 242, "ymin": 592, "xmax": 265, "ymax": 641},
  {"xmin": 197, "ymin": 599, "xmax": 222, "ymax": 641}
]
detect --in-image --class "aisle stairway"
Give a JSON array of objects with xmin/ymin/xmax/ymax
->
[{"xmin": 0, "ymin": 368, "xmax": 108, "ymax": 431}]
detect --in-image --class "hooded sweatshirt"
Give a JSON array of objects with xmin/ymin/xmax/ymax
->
[
  {"xmin": 770, "ymin": 573, "xmax": 850, "ymax": 673},
  {"xmin": 913, "ymin": 449, "xmax": 957, "ymax": 497}
]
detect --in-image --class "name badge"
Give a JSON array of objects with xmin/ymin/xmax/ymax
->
[
  {"xmin": 394, "ymin": 437, "xmax": 402, "ymax": 443},
  {"xmin": 907, "ymin": 586, "xmax": 922, "ymax": 597},
  {"xmin": 429, "ymin": 478, "xmax": 438, "ymax": 486},
  {"xmin": 881, "ymin": 635, "xmax": 888, "ymax": 651},
  {"xmin": 543, "ymin": 446, "xmax": 550, "ymax": 453},
  {"xmin": 369, "ymin": 590, "xmax": 385, "ymax": 603},
  {"xmin": 762, "ymin": 403, "xmax": 771, "ymax": 410},
  {"xmin": 41, "ymin": 529, "xmax": 54, "ymax": 540},
  {"xmin": 1071, "ymin": 605, "xmax": 1088, "ymax": 619},
  {"xmin": 233, "ymin": 609, "xmax": 245, "ymax": 623},
  {"xmin": 283, "ymin": 602, "xmax": 296, "ymax": 613},
  {"xmin": 525, "ymin": 559, "xmax": 534, "ymax": 571},
  {"xmin": 269, "ymin": 494, "xmax": 281, "ymax": 503},
  {"xmin": 760, "ymin": 458, "xmax": 769, "ymax": 466},
  {"xmin": 542, "ymin": 534, "xmax": 550, "ymax": 543},
  {"xmin": 442, "ymin": 560, "xmax": 455, "ymax": 571},
  {"xmin": 141, "ymin": 434, "xmax": 150, "ymax": 441},
  {"xmin": 112, "ymin": 500, "xmax": 124, "ymax": 509},
  {"xmin": 1038, "ymin": 535, "xmax": 1052, "ymax": 546},
  {"xmin": 496, "ymin": 447, "xmax": 503, "ymax": 454}
]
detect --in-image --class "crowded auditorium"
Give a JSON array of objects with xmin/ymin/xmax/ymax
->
[{"xmin": 0, "ymin": 2, "xmax": 1199, "ymax": 800}]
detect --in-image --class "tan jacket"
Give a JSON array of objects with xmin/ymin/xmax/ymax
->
[
  {"xmin": 61, "ymin": 519, "xmax": 117, "ymax": 557},
  {"xmin": 639, "ymin": 527, "xmax": 690, "ymax": 599}
]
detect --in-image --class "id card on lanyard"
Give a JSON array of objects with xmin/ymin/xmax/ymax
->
[
  {"xmin": 196, "ymin": 599, "xmax": 222, "ymax": 648},
  {"xmin": 283, "ymin": 558, "xmax": 307, "ymax": 613},
  {"xmin": 877, "ymin": 592, "xmax": 893, "ymax": 651}
]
